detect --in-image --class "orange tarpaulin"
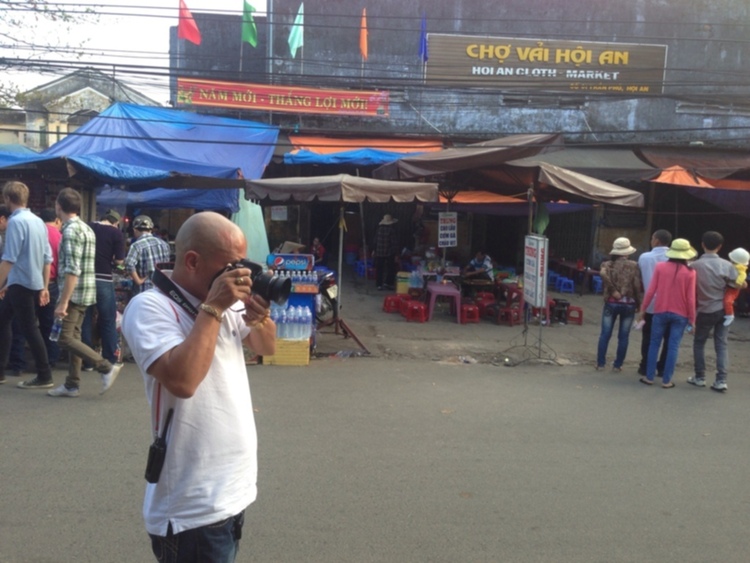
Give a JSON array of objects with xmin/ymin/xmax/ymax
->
[
  {"xmin": 439, "ymin": 191, "xmax": 525, "ymax": 204},
  {"xmin": 288, "ymin": 135, "xmax": 443, "ymax": 155},
  {"xmin": 651, "ymin": 165, "xmax": 715, "ymax": 188}
]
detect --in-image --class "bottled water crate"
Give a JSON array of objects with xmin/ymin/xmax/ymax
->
[{"xmin": 263, "ymin": 339, "xmax": 310, "ymax": 366}]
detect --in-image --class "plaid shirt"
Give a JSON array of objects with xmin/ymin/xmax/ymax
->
[
  {"xmin": 374, "ymin": 224, "xmax": 398, "ymax": 257},
  {"xmin": 125, "ymin": 233, "xmax": 171, "ymax": 293},
  {"xmin": 58, "ymin": 216, "xmax": 97, "ymax": 306}
]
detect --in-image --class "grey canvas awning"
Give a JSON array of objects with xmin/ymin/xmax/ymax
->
[{"xmin": 244, "ymin": 174, "xmax": 439, "ymax": 202}]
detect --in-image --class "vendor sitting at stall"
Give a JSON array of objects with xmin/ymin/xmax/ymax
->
[{"xmin": 462, "ymin": 250, "xmax": 494, "ymax": 281}]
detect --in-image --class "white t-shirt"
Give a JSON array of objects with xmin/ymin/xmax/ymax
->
[{"xmin": 122, "ymin": 279, "xmax": 256, "ymax": 536}]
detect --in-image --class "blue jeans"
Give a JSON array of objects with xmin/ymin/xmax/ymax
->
[
  {"xmin": 647, "ymin": 312, "xmax": 688, "ymax": 384},
  {"xmin": 597, "ymin": 302, "xmax": 636, "ymax": 368},
  {"xmin": 81, "ymin": 280, "xmax": 119, "ymax": 364},
  {"xmin": 149, "ymin": 511, "xmax": 245, "ymax": 563},
  {"xmin": 693, "ymin": 310, "xmax": 729, "ymax": 382}
]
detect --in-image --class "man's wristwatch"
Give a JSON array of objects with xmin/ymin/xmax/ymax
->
[{"xmin": 199, "ymin": 303, "xmax": 224, "ymax": 322}]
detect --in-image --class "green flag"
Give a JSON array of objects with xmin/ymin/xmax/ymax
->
[
  {"xmin": 241, "ymin": 1, "xmax": 257, "ymax": 47},
  {"xmin": 288, "ymin": 2, "xmax": 304, "ymax": 58}
]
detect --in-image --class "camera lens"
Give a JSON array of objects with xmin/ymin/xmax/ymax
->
[{"xmin": 253, "ymin": 272, "xmax": 291, "ymax": 305}]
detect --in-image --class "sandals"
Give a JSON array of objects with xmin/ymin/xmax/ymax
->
[
  {"xmin": 639, "ymin": 377, "xmax": 653, "ymax": 386},
  {"xmin": 662, "ymin": 382, "xmax": 676, "ymax": 389}
]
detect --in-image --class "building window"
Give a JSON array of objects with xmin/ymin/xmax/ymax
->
[{"xmin": 39, "ymin": 125, "xmax": 48, "ymax": 149}]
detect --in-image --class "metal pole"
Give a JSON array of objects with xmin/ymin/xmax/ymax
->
[
  {"xmin": 337, "ymin": 204, "xmax": 344, "ymax": 318},
  {"xmin": 267, "ymin": 0, "xmax": 273, "ymax": 81}
]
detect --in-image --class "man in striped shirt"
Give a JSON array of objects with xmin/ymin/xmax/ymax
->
[
  {"xmin": 47, "ymin": 188, "xmax": 122, "ymax": 398},
  {"xmin": 125, "ymin": 215, "xmax": 171, "ymax": 294}
]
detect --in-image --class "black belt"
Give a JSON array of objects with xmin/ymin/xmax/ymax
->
[{"xmin": 95, "ymin": 274, "xmax": 114, "ymax": 282}]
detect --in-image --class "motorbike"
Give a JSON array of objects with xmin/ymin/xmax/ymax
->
[{"xmin": 315, "ymin": 271, "xmax": 339, "ymax": 328}]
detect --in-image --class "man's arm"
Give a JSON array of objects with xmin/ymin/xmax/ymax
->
[
  {"xmin": 55, "ymin": 273, "xmax": 79, "ymax": 317},
  {"xmin": 39, "ymin": 263, "xmax": 50, "ymax": 307},
  {"xmin": 242, "ymin": 294, "xmax": 276, "ymax": 357},
  {"xmin": 146, "ymin": 267, "xmax": 261, "ymax": 398},
  {"xmin": 0, "ymin": 260, "xmax": 11, "ymax": 290}
]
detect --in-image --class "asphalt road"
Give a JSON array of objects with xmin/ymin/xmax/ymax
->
[{"xmin": 2, "ymin": 356, "xmax": 749, "ymax": 563}]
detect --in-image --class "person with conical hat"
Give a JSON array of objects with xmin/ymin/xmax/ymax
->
[
  {"xmin": 373, "ymin": 214, "xmax": 399, "ymax": 290},
  {"xmin": 638, "ymin": 238, "xmax": 697, "ymax": 388},
  {"xmin": 596, "ymin": 237, "xmax": 643, "ymax": 372}
]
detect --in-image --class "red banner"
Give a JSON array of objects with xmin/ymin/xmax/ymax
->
[{"xmin": 177, "ymin": 78, "xmax": 389, "ymax": 118}]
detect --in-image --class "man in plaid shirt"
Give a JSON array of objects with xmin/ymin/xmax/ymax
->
[
  {"xmin": 48, "ymin": 188, "xmax": 122, "ymax": 398},
  {"xmin": 125, "ymin": 215, "xmax": 171, "ymax": 294}
]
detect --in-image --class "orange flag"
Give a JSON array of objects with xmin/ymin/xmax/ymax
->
[
  {"xmin": 178, "ymin": 0, "xmax": 202, "ymax": 45},
  {"xmin": 359, "ymin": 8, "xmax": 368, "ymax": 60}
]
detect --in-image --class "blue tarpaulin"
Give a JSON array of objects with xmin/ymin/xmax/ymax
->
[
  {"xmin": 284, "ymin": 148, "xmax": 428, "ymax": 166},
  {"xmin": 1, "ymin": 103, "xmax": 279, "ymax": 212}
]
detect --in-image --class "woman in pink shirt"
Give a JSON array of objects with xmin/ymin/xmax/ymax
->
[{"xmin": 638, "ymin": 238, "xmax": 697, "ymax": 388}]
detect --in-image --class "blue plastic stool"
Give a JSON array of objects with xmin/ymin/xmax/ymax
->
[
  {"xmin": 355, "ymin": 260, "xmax": 373, "ymax": 277},
  {"xmin": 591, "ymin": 275, "xmax": 603, "ymax": 294},
  {"xmin": 548, "ymin": 272, "xmax": 560, "ymax": 287},
  {"xmin": 559, "ymin": 278, "xmax": 575, "ymax": 294},
  {"xmin": 555, "ymin": 276, "xmax": 568, "ymax": 292}
]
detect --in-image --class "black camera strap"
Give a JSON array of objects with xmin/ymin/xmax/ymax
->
[{"xmin": 152, "ymin": 265, "xmax": 199, "ymax": 320}]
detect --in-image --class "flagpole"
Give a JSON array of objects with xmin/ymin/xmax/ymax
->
[
  {"xmin": 267, "ymin": 0, "xmax": 274, "ymax": 84},
  {"xmin": 239, "ymin": 41, "xmax": 244, "ymax": 76}
]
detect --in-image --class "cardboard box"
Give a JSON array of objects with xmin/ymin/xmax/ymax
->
[{"xmin": 263, "ymin": 339, "xmax": 310, "ymax": 366}]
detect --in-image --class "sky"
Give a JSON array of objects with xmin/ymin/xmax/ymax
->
[{"xmin": 4, "ymin": 0, "xmax": 266, "ymax": 105}]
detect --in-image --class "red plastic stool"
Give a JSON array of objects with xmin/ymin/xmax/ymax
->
[
  {"xmin": 405, "ymin": 301, "xmax": 428, "ymax": 323},
  {"xmin": 475, "ymin": 291, "xmax": 495, "ymax": 302},
  {"xmin": 383, "ymin": 294, "xmax": 402, "ymax": 313},
  {"xmin": 450, "ymin": 298, "xmax": 474, "ymax": 315},
  {"xmin": 460, "ymin": 304, "xmax": 481, "ymax": 324},
  {"xmin": 567, "ymin": 305, "xmax": 584, "ymax": 325},
  {"xmin": 474, "ymin": 296, "xmax": 497, "ymax": 318},
  {"xmin": 399, "ymin": 297, "xmax": 413, "ymax": 317}
]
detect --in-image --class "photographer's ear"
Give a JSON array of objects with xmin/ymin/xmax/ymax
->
[{"xmin": 184, "ymin": 250, "xmax": 200, "ymax": 272}]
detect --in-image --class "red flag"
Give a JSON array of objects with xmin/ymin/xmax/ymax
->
[
  {"xmin": 359, "ymin": 8, "xmax": 368, "ymax": 60},
  {"xmin": 178, "ymin": 0, "xmax": 202, "ymax": 45}
]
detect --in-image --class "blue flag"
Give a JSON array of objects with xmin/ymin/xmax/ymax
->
[{"xmin": 418, "ymin": 13, "xmax": 428, "ymax": 62}]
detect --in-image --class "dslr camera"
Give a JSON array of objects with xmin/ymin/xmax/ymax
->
[{"xmin": 223, "ymin": 259, "xmax": 291, "ymax": 305}]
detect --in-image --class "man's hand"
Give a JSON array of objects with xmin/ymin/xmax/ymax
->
[
  {"xmin": 39, "ymin": 288, "xmax": 50, "ymax": 307},
  {"xmin": 54, "ymin": 301, "xmax": 68, "ymax": 318},
  {"xmin": 203, "ymin": 266, "xmax": 255, "ymax": 313},
  {"xmin": 242, "ymin": 294, "xmax": 271, "ymax": 327}
]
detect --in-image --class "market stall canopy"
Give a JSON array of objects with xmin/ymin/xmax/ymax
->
[
  {"xmin": 479, "ymin": 162, "xmax": 645, "ymax": 207},
  {"xmin": 650, "ymin": 165, "xmax": 715, "ymax": 188},
  {"xmin": 373, "ymin": 133, "xmax": 563, "ymax": 180},
  {"xmin": 244, "ymin": 174, "xmax": 438, "ymax": 202},
  {"xmin": 507, "ymin": 147, "xmax": 658, "ymax": 182},
  {"xmin": 44, "ymin": 103, "xmax": 278, "ymax": 181},
  {"xmin": 0, "ymin": 103, "xmax": 278, "ymax": 212},
  {"xmin": 434, "ymin": 190, "xmax": 590, "ymax": 216},
  {"xmin": 646, "ymin": 164, "xmax": 750, "ymax": 218},
  {"xmin": 284, "ymin": 135, "xmax": 442, "ymax": 166},
  {"xmin": 95, "ymin": 185, "xmax": 240, "ymax": 212},
  {"xmin": 636, "ymin": 146, "xmax": 750, "ymax": 180}
]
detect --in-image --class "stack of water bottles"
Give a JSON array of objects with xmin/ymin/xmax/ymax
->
[{"xmin": 270, "ymin": 303, "xmax": 313, "ymax": 341}]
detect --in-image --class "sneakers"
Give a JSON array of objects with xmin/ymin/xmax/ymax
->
[
  {"xmin": 687, "ymin": 376, "xmax": 706, "ymax": 387},
  {"xmin": 17, "ymin": 377, "xmax": 54, "ymax": 389},
  {"xmin": 711, "ymin": 381, "xmax": 728, "ymax": 392},
  {"xmin": 100, "ymin": 363, "xmax": 123, "ymax": 395},
  {"xmin": 82, "ymin": 366, "xmax": 95, "ymax": 372},
  {"xmin": 48, "ymin": 384, "xmax": 80, "ymax": 398}
]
